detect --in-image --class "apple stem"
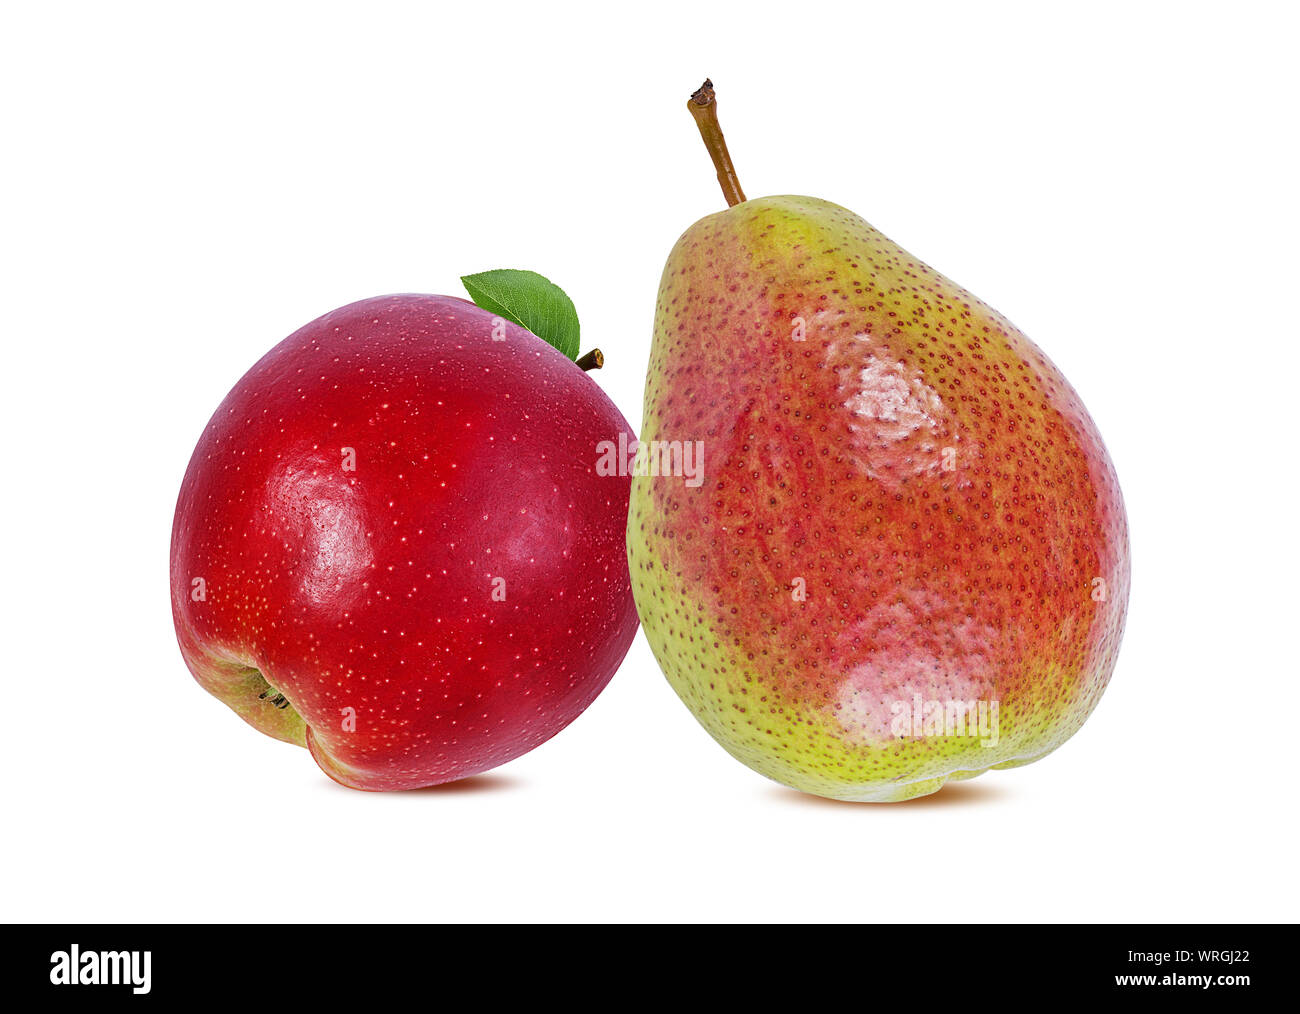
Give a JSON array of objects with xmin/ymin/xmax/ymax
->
[
  {"xmin": 688, "ymin": 79, "xmax": 747, "ymax": 208},
  {"xmin": 576, "ymin": 349, "xmax": 604, "ymax": 372}
]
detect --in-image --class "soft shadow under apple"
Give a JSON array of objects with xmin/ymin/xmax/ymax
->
[{"xmin": 319, "ymin": 773, "xmax": 526, "ymax": 796}]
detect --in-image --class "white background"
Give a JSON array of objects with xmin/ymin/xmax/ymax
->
[{"xmin": 2, "ymin": 1, "xmax": 1296, "ymax": 923}]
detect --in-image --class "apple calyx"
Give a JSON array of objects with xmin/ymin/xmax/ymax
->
[{"xmin": 257, "ymin": 689, "xmax": 292, "ymax": 710}]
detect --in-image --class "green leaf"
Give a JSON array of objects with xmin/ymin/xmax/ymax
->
[{"xmin": 460, "ymin": 269, "xmax": 581, "ymax": 361}]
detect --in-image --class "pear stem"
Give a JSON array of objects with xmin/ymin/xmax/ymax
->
[
  {"xmin": 576, "ymin": 349, "xmax": 604, "ymax": 372},
  {"xmin": 688, "ymin": 79, "xmax": 746, "ymax": 207}
]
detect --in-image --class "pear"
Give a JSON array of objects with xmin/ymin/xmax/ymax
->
[{"xmin": 627, "ymin": 81, "xmax": 1130, "ymax": 802}]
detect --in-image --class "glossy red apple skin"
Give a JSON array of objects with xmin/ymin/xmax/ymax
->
[{"xmin": 171, "ymin": 294, "xmax": 639, "ymax": 790}]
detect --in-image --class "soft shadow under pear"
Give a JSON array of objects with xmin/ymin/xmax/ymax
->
[{"xmin": 768, "ymin": 778, "xmax": 1012, "ymax": 809}]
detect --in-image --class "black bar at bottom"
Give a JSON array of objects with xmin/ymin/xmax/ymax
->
[{"xmin": 1, "ymin": 923, "xmax": 1278, "ymax": 1003}]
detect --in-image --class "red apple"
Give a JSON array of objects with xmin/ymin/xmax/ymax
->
[{"xmin": 171, "ymin": 293, "xmax": 638, "ymax": 789}]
